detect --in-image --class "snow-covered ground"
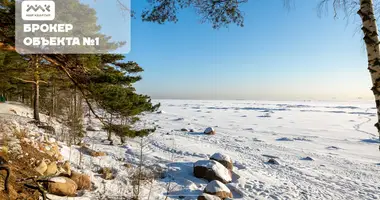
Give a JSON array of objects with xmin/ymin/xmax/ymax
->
[
  {"xmin": 2, "ymin": 99, "xmax": 380, "ymax": 200},
  {"xmin": 140, "ymin": 100, "xmax": 380, "ymax": 200}
]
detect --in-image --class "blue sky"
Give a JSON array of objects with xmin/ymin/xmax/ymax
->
[{"xmin": 87, "ymin": 0, "xmax": 372, "ymax": 100}]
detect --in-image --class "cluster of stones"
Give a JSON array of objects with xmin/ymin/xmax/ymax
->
[{"xmin": 194, "ymin": 152, "xmax": 234, "ymax": 199}]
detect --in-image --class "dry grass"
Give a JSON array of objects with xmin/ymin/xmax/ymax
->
[{"xmin": 13, "ymin": 129, "xmax": 28, "ymax": 140}]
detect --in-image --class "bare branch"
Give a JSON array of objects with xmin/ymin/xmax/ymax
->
[{"xmin": 12, "ymin": 77, "xmax": 36, "ymax": 84}]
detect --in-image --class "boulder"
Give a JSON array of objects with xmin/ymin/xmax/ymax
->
[
  {"xmin": 203, "ymin": 180, "xmax": 233, "ymax": 199},
  {"xmin": 70, "ymin": 171, "xmax": 91, "ymax": 190},
  {"xmin": 63, "ymin": 161, "xmax": 71, "ymax": 176},
  {"xmin": 47, "ymin": 177, "xmax": 77, "ymax": 197},
  {"xmin": 197, "ymin": 193, "xmax": 222, "ymax": 200},
  {"xmin": 57, "ymin": 161, "xmax": 71, "ymax": 176},
  {"xmin": 204, "ymin": 127, "xmax": 216, "ymax": 135},
  {"xmin": 181, "ymin": 128, "xmax": 189, "ymax": 132},
  {"xmin": 45, "ymin": 162, "xmax": 58, "ymax": 176},
  {"xmin": 35, "ymin": 159, "xmax": 48, "ymax": 175},
  {"xmin": 210, "ymin": 153, "xmax": 233, "ymax": 171},
  {"xmin": 194, "ymin": 160, "xmax": 232, "ymax": 184}
]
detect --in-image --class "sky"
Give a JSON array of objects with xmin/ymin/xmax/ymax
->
[{"xmin": 85, "ymin": 0, "xmax": 373, "ymax": 101}]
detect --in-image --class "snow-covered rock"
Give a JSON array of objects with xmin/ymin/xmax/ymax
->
[
  {"xmin": 203, "ymin": 180, "xmax": 233, "ymax": 199},
  {"xmin": 194, "ymin": 160, "xmax": 232, "ymax": 183},
  {"xmin": 204, "ymin": 127, "xmax": 216, "ymax": 135},
  {"xmin": 210, "ymin": 153, "xmax": 233, "ymax": 171}
]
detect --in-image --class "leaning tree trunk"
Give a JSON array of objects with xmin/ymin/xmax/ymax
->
[
  {"xmin": 358, "ymin": 0, "xmax": 380, "ymax": 150},
  {"xmin": 33, "ymin": 55, "xmax": 40, "ymax": 122}
]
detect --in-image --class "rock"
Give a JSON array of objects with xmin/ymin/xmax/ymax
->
[
  {"xmin": 91, "ymin": 151, "xmax": 106, "ymax": 157},
  {"xmin": 181, "ymin": 128, "xmax": 189, "ymax": 132},
  {"xmin": 35, "ymin": 159, "xmax": 48, "ymax": 175},
  {"xmin": 123, "ymin": 163, "xmax": 132, "ymax": 168},
  {"xmin": 301, "ymin": 156, "xmax": 314, "ymax": 161},
  {"xmin": 203, "ymin": 180, "xmax": 233, "ymax": 199},
  {"xmin": 197, "ymin": 193, "xmax": 222, "ymax": 200},
  {"xmin": 47, "ymin": 177, "xmax": 77, "ymax": 197},
  {"xmin": 62, "ymin": 161, "xmax": 71, "ymax": 176},
  {"xmin": 86, "ymin": 126, "xmax": 97, "ymax": 131},
  {"xmin": 99, "ymin": 167, "xmax": 113, "ymax": 180},
  {"xmin": 45, "ymin": 162, "xmax": 58, "ymax": 176},
  {"xmin": 189, "ymin": 129, "xmax": 195, "ymax": 133},
  {"xmin": 204, "ymin": 127, "xmax": 216, "ymax": 135},
  {"xmin": 80, "ymin": 146, "xmax": 106, "ymax": 157},
  {"xmin": 70, "ymin": 171, "xmax": 91, "ymax": 190},
  {"xmin": 56, "ymin": 154, "xmax": 64, "ymax": 161},
  {"xmin": 194, "ymin": 160, "xmax": 232, "ymax": 184},
  {"xmin": 210, "ymin": 153, "xmax": 233, "ymax": 171},
  {"xmin": 267, "ymin": 158, "xmax": 280, "ymax": 165}
]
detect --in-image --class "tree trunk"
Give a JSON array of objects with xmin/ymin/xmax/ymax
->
[
  {"xmin": 33, "ymin": 56, "xmax": 40, "ymax": 122},
  {"xmin": 358, "ymin": 0, "xmax": 380, "ymax": 150},
  {"xmin": 21, "ymin": 88, "xmax": 25, "ymax": 104},
  {"xmin": 33, "ymin": 83, "xmax": 39, "ymax": 121},
  {"xmin": 108, "ymin": 114, "xmax": 113, "ymax": 141},
  {"xmin": 51, "ymin": 81, "xmax": 55, "ymax": 117}
]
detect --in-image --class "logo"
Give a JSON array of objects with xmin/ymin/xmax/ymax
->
[{"xmin": 22, "ymin": 1, "xmax": 55, "ymax": 21}]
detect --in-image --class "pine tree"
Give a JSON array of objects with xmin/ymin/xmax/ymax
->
[{"xmin": 0, "ymin": 0, "xmax": 160, "ymax": 140}]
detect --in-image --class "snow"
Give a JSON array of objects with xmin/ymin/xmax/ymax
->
[
  {"xmin": 139, "ymin": 99, "xmax": 380, "ymax": 199},
  {"xmin": 2, "ymin": 99, "xmax": 380, "ymax": 199},
  {"xmin": 210, "ymin": 153, "xmax": 232, "ymax": 163},
  {"xmin": 204, "ymin": 180, "xmax": 231, "ymax": 193},
  {"xmin": 50, "ymin": 177, "xmax": 67, "ymax": 183}
]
